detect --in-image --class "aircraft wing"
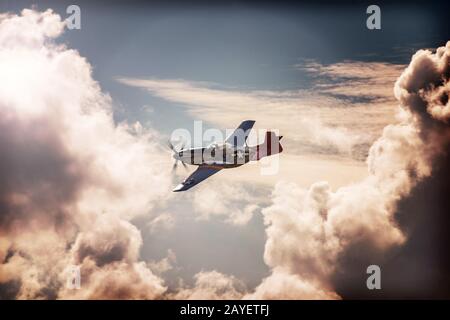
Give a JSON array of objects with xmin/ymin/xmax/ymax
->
[
  {"xmin": 173, "ymin": 165, "xmax": 222, "ymax": 192},
  {"xmin": 225, "ymin": 120, "xmax": 255, "ymax": 147}
]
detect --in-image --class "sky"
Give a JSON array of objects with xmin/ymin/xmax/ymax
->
[{"xmin": 0, "ymin": 0, "xmax": 449, "ymax": 299}]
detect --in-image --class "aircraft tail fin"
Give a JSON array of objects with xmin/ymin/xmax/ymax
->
[{"xmin": 254, "ymin": 131, "xmax": 283, "ymax": 160}]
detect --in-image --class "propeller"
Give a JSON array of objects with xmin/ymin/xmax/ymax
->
[{"xmin": 168, "ymin": 140, "xmax": 188, "ymax": 172}]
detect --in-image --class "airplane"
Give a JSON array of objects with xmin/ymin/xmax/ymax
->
[{"xmin": 168, "ymin": 120, "xmax": 283, "ymax": 192}]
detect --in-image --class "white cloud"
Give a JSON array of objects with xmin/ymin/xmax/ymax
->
[
  {"xmin": 147, "ymin": 249, "xmax": 177, "ymax": 275},
  {"xmin": 192, "ymin": 181, "xmax": 264, "ymax": 225},
  {"xmin": 0, "ymin": 9, "xmax": 172, "ymax": 299},
  {"xmin": 248, "ymin": 42, "xmax": 450, "ymax": 299},
  {"xmin": 245, "ymin": 268, "xmax": 339, "ymax": 300},
  {"xmin": 170, "ymin": 270, "xmax": 246, "ymax": 300}
]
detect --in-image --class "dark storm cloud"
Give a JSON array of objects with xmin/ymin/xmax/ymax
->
[
  {"xmin": 333, "ymin": 43, "xmax": 450, "ymax": 299},
  {"xmin": 333, "ymin": 155, "xmax": 450, "ymax": 298},
  {"xmin": 0, "ymin": 112, "xmax": 84, "ymax": 232}
]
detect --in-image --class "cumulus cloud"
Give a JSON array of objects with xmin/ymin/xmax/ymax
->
[
  {"xmin": 147, "ymin": 249, "xmax": 177, "ymax": 275},
  {"xmin": 395, "ymin": 43, "xmax": 450, "ymax": 124},
  {"xmin": 170, "ymin": 271, "xmax": 246, "ymax": 300},
  {"xmin": 192, "ymin": 181, "xmax": 264, "ymax": 225},
  {"xmin": 246, "ymin": 268, "xmax": 339, "ymax": 300},
  {"xmin": 0, "ymin": 9, "xmax": 172, "ymax": 299},
  {"xmin": 249, "ymin": 42, "xmax": 450, "ymax": 299},
  {"xmin": 1, "ymin": 8, "xmax": 448, "ymax": 300}
]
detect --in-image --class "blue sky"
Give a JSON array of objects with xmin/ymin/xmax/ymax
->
[{"xmin": 4, "ymin": 0, "xmax": 446, "ymax": 134}]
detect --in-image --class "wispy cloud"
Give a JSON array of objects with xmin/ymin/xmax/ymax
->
[
  {"xmin": 296, "ymin": 60, "xmax": 405, "ymax": 103},
  {"xmin": 118, "ymin": 60, "xmax": 404, "ymax": 162}
]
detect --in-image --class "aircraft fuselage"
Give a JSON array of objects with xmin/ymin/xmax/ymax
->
[{"xmin": 173, "ymin": 144, "xmax": 252, "ymax": 168}]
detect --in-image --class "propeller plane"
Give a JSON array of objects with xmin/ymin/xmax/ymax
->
[{"xmin": 169, "ymin": 120, "xmax": 283, "ymax": 192}]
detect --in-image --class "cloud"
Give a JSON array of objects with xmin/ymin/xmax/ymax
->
[
  {"xmin": 147, "ymin": 212, "xmax": 176, "ymax": 232},
  {"xmin": 297, "ymin": 60, "xmax": 405, "ymax": 103},
  {"xmin": 394, "ymin": 44, "xmax": 450, "ymax": 123},
  {"xmin": 245, "ymin": 268, "xmax": 339, "ymax": 300},
  {"xmin": 118, "ymin": 61, "xmax": 407, "ymax": 231},
  {"xmin": 59, "ymin": 260, "xmax": 166, "ymax": 300},
  {"xmin": 0, "ymin": 9, "xmax": 172, "ymax": 299},
  {"xmin": 118, "ymin": 59, "xmax": 407, "ymax": 231},
  {"xmin": 249, "ymin": 42, "xmax": 450, "ymax": 299},
  {"xmin": 147, "ymin": 249, "xmax": 177, "ymax": 275},
  {"xmin": 118, "ymin": 77, "xmax": 391, "ymax": 161},
  {"xmin": 1, "ymin": 8, "xmax": 448, "ymax": 300},
  {"xmin": 192, "ymin": 181, "xmax": 264, "ymax": 225},
  {"xmin": 170, "ymin": 270, "xmax": 246, "ymax": 300}
]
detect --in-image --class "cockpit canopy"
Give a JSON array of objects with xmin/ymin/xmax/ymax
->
[
  {"xmin": 206, "ymin": 142, "xmax": 234, "ymax": 151},
  {"xmin": 207, "ymin": 142, "xmax": 219, "ymax": 150},
  {"xmin": 205, "ymin": 142, "xmax": 235, "ymax": 159}
]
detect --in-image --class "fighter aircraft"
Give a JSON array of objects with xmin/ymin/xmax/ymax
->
[{"xmin": 169, "ymin": 120, "xmax": 283, "ymax": 192}]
